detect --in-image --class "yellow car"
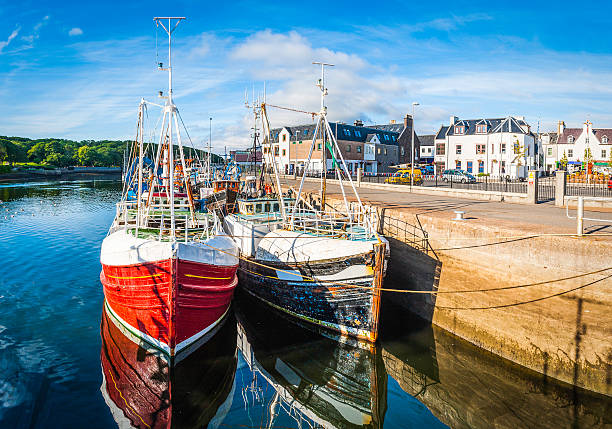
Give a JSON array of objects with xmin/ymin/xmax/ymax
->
[{"xmin": 385, "ymin": 169, "xmax": 423, "ymax": 185}]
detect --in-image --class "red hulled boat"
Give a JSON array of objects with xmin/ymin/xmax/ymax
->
[{"xmin": 100, "ymin": 17, "xmax": 238, "ymax": 359}]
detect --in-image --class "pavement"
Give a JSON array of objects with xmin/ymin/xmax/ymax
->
[{"xmin": 279, "ymin": 177, "xmax": 612, "ymax": 239}]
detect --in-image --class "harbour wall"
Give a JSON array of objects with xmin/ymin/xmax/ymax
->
[
  {"xmin": 322, "ymin": 195, "xmax": 612, "ymax": 396},
  {"xmin": 382, "ymin": 322, "xmax": 611, "ymax": 428}
]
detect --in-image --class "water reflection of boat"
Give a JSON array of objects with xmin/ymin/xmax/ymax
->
[
  {"xmin": 99, "ymin": 305, "xmax": 237, "ymax": 428},
  {"xmin": 235, "ymin": 295, "xmax": 387, "ymax": 428}
]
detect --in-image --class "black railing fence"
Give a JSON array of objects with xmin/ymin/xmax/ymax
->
[
  {"xmin": 566, "ymin": 176, "xmax": 612, "ymax": 198},
  {"xmin": 360, "ymin": 173, "xmax": 528, "ymax": 194}
]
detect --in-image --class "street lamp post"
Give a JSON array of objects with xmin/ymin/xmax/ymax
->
[{"xmin": 411, "ymin": 102, "xmax": 419, "ymax": 186}]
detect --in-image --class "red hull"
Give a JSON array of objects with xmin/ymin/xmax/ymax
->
[{"xmin": 101, "ymin": 258, "xmax": 238, "ymax": 354}]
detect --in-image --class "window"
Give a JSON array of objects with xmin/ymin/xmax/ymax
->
[
  {"xmin": 456, "ymin": 145, "xmax": 462, "ymax": 154},
  {"xmin": 282, "ymin": 149, "xmax": 286, "ymax": 156},
  {"xmin": 568, "ymin": 135, "xmax": 574, "ymax": 143},
  {"xmin": 501, "ymin": 161, "xmax": 506, "ymax": 174},
  {"xmin": 303, "ymin": 130, "xmax": 309, "ymax": 136},
  {"xmin": 384, "ymin": 148, "xmax": 388, "ymax": 155},
  {"xmin": 501, "ymin": 144, "xmax": 506, "ymax": 154},
  {"xmin": 377, "ymin": 148, "xmax": 381, "ymax": 154},
  {"xmin": 355, "ymin": 130, "xmax": 362, "ymax": 137},
  {"xmin": 476, "ymin": 144, "xmax": 485, "ymax": 154},
  {"xmin": 384, "ymin": 134, "xmax": 390, "ymax": 141},
  {"xmin": 476, "ymin": 124, "xmax": 487, "ymax": 134},
  {"xmin": 478, "ymin": 160, "xmax": 484, "ymax": 173},
  {"xmin": 454, "ymin": 125, "xmax": 465, "ymax": 134},
  {"xmin": 602, "ymin": 149, "xmax": 607, "ymax": 158},
  {"xmin": 255, "ymin": 204, "xmax": 262, "ymax": 214},
  {"xmin": 392, "ymin": 135, "xmax": 397, "ymax": 142},
  {"xmin": 317, "ymin": 143, "xmax": 322, "ymax": 150},
  {"xmin": 428, "ymin": 147, "xmax": 432, "ymax": 153},
  {"xmin": 264, "ymin": 203, "xmax": 271, "ymax": 212},
  {"xmin": 346, "ymin": 145, "xmax": 351, "ymax": 152},
  {"xmin": 568, "ymin": 149, "xmax": 573, "ymax": 158},
  {"xmin": 491, "ymin": 144, "xmax": 494, "ymax": 154},
  {"xmin": 467, "ymin": 161, "xmax": 473, "ymax": 173},
  {"xmin": 436, "ymin": 144, "xmax": 445, "ymax": 155},
  {"xmin": 282, "ymin": 134, "xmax": 287, "ymax": 142},
  {"xmin": 400, "ymin": 146, "xmax": 405, "ymax": 155},
  {"xmin": 455, "ymin": 160, "xmax": 462, "ymax": 169},
  {"xmin": 263, "ymin": 147, "xmax": 269, "ymax": 154},
  {"xmin": 603, "ymin": 136, "xmax": 609, "ymax": 144},
  {"xmin": 274, "ymin": 147, "xmax": 279, "ymax": 155},
  {"xmin": 547, "ymin": 147, "xmax": 553, "ymax": 156},
  {"xmin": 357, "ymin": 146, "xmax": 362, "ymax": 153},
  {"xmin": 343, "ymin": 129, "xmax": 351, "ymax": 136}
]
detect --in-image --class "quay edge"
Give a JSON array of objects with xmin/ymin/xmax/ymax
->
[{"xmin": 324, "ymin": 195, "xmax": 612, "ymax": 397}]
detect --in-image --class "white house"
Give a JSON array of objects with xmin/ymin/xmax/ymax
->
[
  {"xmin": 433, "ymin": 116, "xmax": 537, "ymax": 179},
  {"xmin": 544, "ymin": 120, "xmax": 612, "ymax": 173}
]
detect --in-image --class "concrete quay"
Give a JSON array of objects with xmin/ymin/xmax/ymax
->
[{"xmin": 283, "ymin": 178, "xmax": 612, "ymax": 396}]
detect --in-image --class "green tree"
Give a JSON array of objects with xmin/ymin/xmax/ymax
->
[{"xmin": 560, "ymin": 151, "xmax": 568, "ymax": 169}]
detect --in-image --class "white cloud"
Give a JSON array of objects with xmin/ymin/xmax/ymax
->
[
  {"xmin": 68, "ymin": 27, "xmax": 83, "ymax": 37},
  {"xmin": 0, "ymin": 27, "xmax": 20, "ymax": 54},
  {"xmin": 3, "ymin": 26, "xmax": 612, "ymax": 151}
]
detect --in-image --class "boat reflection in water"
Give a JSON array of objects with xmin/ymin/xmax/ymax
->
[
  {"xmin": 99, "ymin": 304, "xmax": 237, "ymax": 428},
  {"xmin": 235, "ymin": 294, "xmax": 387, "ymax": 428}
]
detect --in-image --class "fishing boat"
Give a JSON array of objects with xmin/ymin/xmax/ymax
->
[
  {"xmin": 100, "ymin": 304, "xmax": 237, "ymax": 428},
  {"xmin": 100, "ymin": 17, "xmax": 239, "ymax": 359},
  {"xmin": 230, "ymin": 67, "xmax": 389, "ymax": 343}
]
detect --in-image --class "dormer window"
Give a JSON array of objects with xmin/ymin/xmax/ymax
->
[
  {"xmin": 454, "ymin": 125, "xmax": 465, "ymax": 134},
  {"xmin": 568, "ymin": 135, "xmax": 574, "ymax": 143},
  {"xmin": 603, "ymin": 136, "xmax": 609, "ymax": 144},
  {"xmin": 476, "ymin": 124, "xmax": 487, "ymax": 134}
]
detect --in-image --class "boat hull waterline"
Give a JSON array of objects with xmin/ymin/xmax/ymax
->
[
  {"xmin": 101, "ymin": 231, "xmax": 239, "ymax": 356},
  {"xmin": 238, "ymin": 246, "xmax": 387, "ymax": 342}
]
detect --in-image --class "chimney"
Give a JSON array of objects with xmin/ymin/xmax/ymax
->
[
  {"xmin": 390, "ymin": 119, "xmax": 396, "ymax": 124},
  {"xmin": 450, "ymin": 116, "xmax": 458, "ymax": 125},
  {"xmin": 354, "ymin": 119, "xmax": 363, "ymax": 127},
  {"xmin": 558, "ymin": 120, "xmax": 565, "ymax": 136},
  {"xmin": 404, "ymin": 114, "xmax": 413, "ymax": 129}
]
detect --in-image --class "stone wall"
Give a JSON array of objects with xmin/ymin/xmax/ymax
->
[{"xmin": 323, "ymin": 195, "xmax": 612, "ymax": 396}]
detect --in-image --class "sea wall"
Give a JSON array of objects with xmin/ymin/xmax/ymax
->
[
  {"xmin": 382, "ymin": 324, "xmax": 611, "ymax": 428},
  {"xmin": 322, "ymin": 195, "xmax": 612, "ymax": 396}
]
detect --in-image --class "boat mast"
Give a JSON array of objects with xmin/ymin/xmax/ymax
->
[
  {"xmin": 313, "ymin": 62, "xmax": 333, "ymax": 209},
  {"xmin": 154, "ymin": 17, "xmax": 186, "ymax": 238},
  {"xmin": 137, "ymin": 98, "xmax": 145, "ymax": 228}
]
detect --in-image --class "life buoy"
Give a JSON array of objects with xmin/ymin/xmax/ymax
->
[{"xmin": 264, "ymin": 184, "xmax": 272, "ymax": 194}]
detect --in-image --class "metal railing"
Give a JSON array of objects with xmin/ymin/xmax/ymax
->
[
  {"xmin": 566, "ymin": 196, "xmax": 612, "ymax": 236},
  {"xmin": 359, "ymin": 173, "xmax": 528, "ymax": 194},
  {"xmin": 566, "ymin": 176, "xmax": 612, "ymax": 198},
  {"xmin": 111, "ymin": 200, "xmax": 221, "ymax": 242},
  {"xmin": 285, "ymin": 206, "xmax": 378, "ymax": 241}
]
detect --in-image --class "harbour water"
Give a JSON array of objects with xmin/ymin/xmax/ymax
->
[{"xmin": 0, "ymin": 180, "xmax": 609, "ymax": 428}]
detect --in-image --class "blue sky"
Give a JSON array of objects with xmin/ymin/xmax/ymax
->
[{"xmin": 1, "ymin": 0, "xmax": 611, "ymax": 152}]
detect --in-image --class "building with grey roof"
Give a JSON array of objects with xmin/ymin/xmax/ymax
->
[
  {"xmin": 265, "ymin": 114, "xmax": 424, "ymax": 174},
  {"xmin": 433, "ymin": 115, "xmax": 537, "ymax": 179}
]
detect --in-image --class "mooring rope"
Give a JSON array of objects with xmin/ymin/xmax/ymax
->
[{"xmin": 197, "ymin": 237, "xmax": 612, "ymax": 296}]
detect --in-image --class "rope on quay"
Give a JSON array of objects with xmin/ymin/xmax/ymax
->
[
  {"xmin": 436, "ymin": 273, "xmax": 612, "ymax": 311},
  {"xmin": 198, "ymin": 239, "xmax": 612, "ymax": 296}
]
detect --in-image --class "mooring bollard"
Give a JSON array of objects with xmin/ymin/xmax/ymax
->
[
  {"xmin": 577, "ymin": 196, "xmax": 584, "ymax": 236},
  {"xmin": 454, "ymin": 210, "xmax": 465, "ymax": 220}
]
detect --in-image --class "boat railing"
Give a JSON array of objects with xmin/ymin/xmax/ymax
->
[
  {"xmin": 111, "ymin": 200, "xmax": 220, "ymax": 242},
  {"xmin": 285, "ymin": 208, "xmax": 378, "ymax": 240}
]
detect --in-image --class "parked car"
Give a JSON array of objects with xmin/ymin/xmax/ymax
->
[
  {"xmin": 441, "ymin": 169, "xmax": 477, "ymax": 183},
  {"xmin": 385, "ymin": 169, "xmax": 423, "ymax": 185},
  {"xmin": 419, "ymin": 165, "xmax": 435, "ymax": 175}
]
